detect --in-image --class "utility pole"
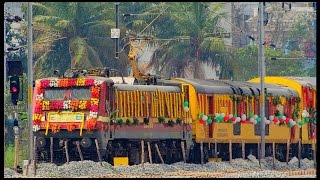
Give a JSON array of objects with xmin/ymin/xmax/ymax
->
[
  {"xmin": 115, "ymin": 2, "xmax": 120, "ymax": 59},
  {"xmin": 4, "ymin": 3, "xmax": 7, "ymax": 156},
  {"xmin": 258, "ymin": 2, "xmax": 266, "ymax": 159},
  {"xmin": 27, "ymin": 2, "xmax": 34, "ymax": 161}
]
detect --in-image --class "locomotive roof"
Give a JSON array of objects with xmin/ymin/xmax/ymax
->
[
  {"xmin": 218, "ymin": 80, "xmax": 299, "ymax": 97},
  {"xmin": 243, "ymin": 82, "xmax": 299, "ymax": 97},
  {"xmin": 174, "ymin": 78, "xmax": 299, "ymax": 97},
  {"xmin": 113, "ymin": 84, "xmax": 181, "ymax": 92},
  {"xmin": 218, "ymin": 80, "xmax": 260, "ymax": 95},
  {"xmin": 284, "ymin": 77, "xmax": 316, "ymax": 90},
  {"xmin": 175, "ymin": 78, "xmax": 236, "ymax": 94}
]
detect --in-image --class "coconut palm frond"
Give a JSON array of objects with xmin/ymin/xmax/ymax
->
[
  {"xmin": 86, "ymin": 20, "xmax": 115, "ymax": 37},
  {"xmin": 200, "ymin": 37, "xmax": 225, "ymax": 54},
  {"xmin": 53, "ymin": 19, "xmax": 73, "ymax": 34},
  {"xmin": 33, "ymin": 15, "xmax": 64, "ymax": 25},
  {"xmin": 33, "ymin": 33, "xmax": 57, "ymax": 59},
  {"xmin": 87, "ymin": 45, "xmax": 103, "ymax": 68},
  {"xmin": 32, "ymin": 2, "xmax": 53, "ymax": 16},
  {"xmin": 33, "ymin": 50, "xmax": 53, "ymax": 79},
  {"xmin": 69, "ymin": 36, "xmax": 89, "ymax": 68},
  {"xmin": 47, "ymin": 2, "xmax": 77, "ymax": 21}
]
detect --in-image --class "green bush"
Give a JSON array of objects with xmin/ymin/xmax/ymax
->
[{"xmin": 5, "ymin": 144, "xmax": 15, "ymax": 168}]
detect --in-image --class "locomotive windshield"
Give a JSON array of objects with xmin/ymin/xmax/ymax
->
[{"xmin": 43, "ymin": 86, "xmax": 91, "ymax": 100}]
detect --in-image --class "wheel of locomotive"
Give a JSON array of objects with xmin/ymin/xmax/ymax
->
[
  {"xmin": 301, "ymin": 144, "xmax": 312, "ymax": 159},
  {"xmin": 170, "ymin": 140, "xmax": 182, "ymax": 163},
  {"xmin": 190, "ymin": 142, "xmax": 201, "ymax": 164},
  {"xmin": 105, "ymin": 141, "xmax": 115, "ymax": 164},
  {"xmin": 203, "ymin": 144, "xmax": 209, "ymax": 163},
  {"xmin": 233, "ymin": 143, "xmax": 242, "ymax": 159},
  {"xmin": 219, "ymin": 144, "xmax": 229, "ymax": 161},
  {"xmin": 265, "ymin": 144, "xmax": 272, "ymax": 157},
  {"xmin": 245, "ymin": 144, "xmax": 257, "ymax": 160},
  {"xmin": 38, "ymin": 150, "xmax": 49, "ymax": 163},
  {"xmin": 275, "ymin": 144, "xmax": 285, "ymax": 162},
  {"xmin": 129, "ymin": 148, "xmax": 140, "ymax": 165},
  {"xmin": 187, "ymin": 144, "xmax": 195, "ymax": 163}
]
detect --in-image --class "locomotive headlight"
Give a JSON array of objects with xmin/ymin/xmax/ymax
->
[
  {"xmin": 36, "ymin": 137, "xmax": 47, "ymax": 148},
  {"xmin": 64, "ymin": 69, "xmax": 75, "ymax": 78},
  {"xmin": 81, "ymin": 137, "xmax": 92, "ymax": 148}
]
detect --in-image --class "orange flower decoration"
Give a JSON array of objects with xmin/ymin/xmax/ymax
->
[
  {"xmin": 58, "ymin": 79, "xmax": 69, "ymax": 87},
  {"xmin": 42, "ymin": 101, "xmax": 50, "ymax": 110},
  {"xmin": 90, "ymin": 98, "xmax": 99, "ymax": 106},
  {"xmin": 35, "ymin": 100, "xmax": 42, "ymax": 108},
  {"xmin": 76, "ymin": 78, "xmax": 85, "ymax": 86},
  {"xmin": 79, "ymin": 100, "xmax": 87, "ymax": 110},
  {"xmin": 91, "ymin": 86, "xmax": 100, "ymax": 98},
  {"xmin": 67, "ymin": 123, "xmax": 76, "ymax": 132},
  {"xmin": 71, "ymin": 100, "xmax": 80, "ymax": 111},
  {"xmin": 86, "ymin": 118, "xmax": 97, "ymax": 131},
  {"xmin": 51, "ymin": 123, "xmax": 60, "ymax": 134},
  {"xmin": 33, "ymin": 113, "xmax": 43, "ymax": 121}
]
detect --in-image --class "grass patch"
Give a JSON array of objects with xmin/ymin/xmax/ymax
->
[{"xmin": 5, "ymin": 144, "xmax": 15, "ymax": 168}]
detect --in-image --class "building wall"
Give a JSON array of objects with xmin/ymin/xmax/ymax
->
[
  {"xmin": 4, "ymin": 2, "xmax": 24, "ymax": 17},
  {"xmin": 218, "ymin": 2, "xmax": 233, "ymax": 46},
  {"xmin": 231, "ymin": 2, "xmax": 258, "ymax": 48}
]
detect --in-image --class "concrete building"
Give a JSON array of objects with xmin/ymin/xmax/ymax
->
[
  {"xmin": 231, "ymin": 2, "xmax": 314, "ymax": 48},
  {"xmin": 247, "ymin": 3, "xmax": 314, "ymax": 45},
  {"xmin": 231, "ymin": 2, "xmax": 259, "ymax": 48},
  {"xmin": 4, "ymin": 2, "xmax": 24, "ymax": 18}
]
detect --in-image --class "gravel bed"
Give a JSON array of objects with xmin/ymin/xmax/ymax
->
[
  {"xmin": 34, "ymin": 160, "xmax": 115, "ymax": 178},
  {"xmin": 222, "ymin": 170, "xmax": 288, "ymax": 178},
  {"xmin": 114, "ymin": 162, "xmax": 175, "ymax": 175},
  {"xmin": 4, "ymin": 168, "xmax": 19, "ymax": 178},
  {"xmin": 290, "ymin": 175, "xmax": 317, "ymax": 178},
  {"xmin": 4, "ymin": 157, "xmax": 316, "ymax": 178}
]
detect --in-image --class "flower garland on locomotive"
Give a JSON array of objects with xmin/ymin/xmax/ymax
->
[{"xmin": 33, "ymin": 78, "xmax": 103, "ymax": 135}]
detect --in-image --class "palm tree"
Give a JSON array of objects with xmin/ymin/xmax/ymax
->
[
  {"xmin": 145, "ymin": 2, "xmax": 231, "ymax": 79},
  {"xmin": 26, "ymin": 2, "xmax": 128, "ymax": 78}
]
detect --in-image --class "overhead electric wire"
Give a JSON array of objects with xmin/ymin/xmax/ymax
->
[{"xmin": 200, "ymin": 2, "xmax": 256, "ymax": 41}]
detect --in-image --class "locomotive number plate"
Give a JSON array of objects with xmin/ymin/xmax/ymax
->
[{"xmin": 47, "ymin": 112, "xmax": 85, "ymax": 122}]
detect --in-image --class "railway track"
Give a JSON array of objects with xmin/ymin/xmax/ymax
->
[
  {"xmin": 87, "ymin": 169, "xmax": 317, "ymax": 178},
  {"xmin": 7, "ymin": 167, "xmax": 316, "ymax": 178}
]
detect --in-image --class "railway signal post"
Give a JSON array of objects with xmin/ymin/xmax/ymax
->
[
  {"xmin": 258, "ymin": 1, "xmax": 266, "ymax": 159},
  {"xmin": 27, "ymin": 2, "xmax": 34, "ymax": 162}
]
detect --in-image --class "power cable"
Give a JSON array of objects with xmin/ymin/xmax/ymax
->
[
  {"xmin": 136, "ymin": 6, "xmax": 169, "ymax": 36},
  {"xmin": 200, "ymin": 2, "xmax": 256, "ymax": 41}
]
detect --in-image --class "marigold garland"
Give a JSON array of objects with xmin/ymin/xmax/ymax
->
[
  {"xmin": 33, "ymin": 119, "xmax": 41, "ymax": 125},
  {"xmin": 68, "ymin": 79, "xmax": 77, "ymax": 86},
  {"xmin": 86, "ymin": 118, "xmax": 97, "ymax": 131},
  {"xmin": 51, "ymin": 123, "xmax": 60, "ymax": 134},
  {"xmin": 71, "ymin": 100, "xmax": 79, "ymax": 111},
  {"xmin": 85, "ymin": 79, "xmax": 94, "ymax": 86},
  {"xmin": 42, "ymin": 101, "xmax": 50, "ymax": 110},
  {"xmin": 76, "ymin": 78, "xmax": 86, "ymax": 86},
  {"xmin": 91, "ymin": 86, "xmax": 100, "ymax": 98},
  {"xmin": 40, "ymin": 80, "xmax": 50, "ymax": 88},
  {"xmin": 79, "ymin": 100, "xmax": 87, "ymax": 110},
  {"xmin": 33, "ymin": 78, "xmax": 102, "ymax": 132},
  {"xmin": 67, "ymin": 123, "xmax": 76, "ymax": 132}
]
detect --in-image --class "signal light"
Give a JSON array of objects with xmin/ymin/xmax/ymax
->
[
  {"xmin": 11, "ymin": 87, "xmax": 18, "ymax": 93},
  {"xmin": 10, "ymin": 76, "xmax": 20, "ymax": 105}
]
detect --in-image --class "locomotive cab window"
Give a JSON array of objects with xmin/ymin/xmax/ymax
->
[
  {"xmin": 43, "ymin": 88, "xmax": 66, "ymax": 100},
  {"xmin": 70, "ymin": 86, "xmax": 90, "ymax": 100},
  {"xmin": 44, "ymin": 87, "xmax": 91, "ymax": 100}
]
